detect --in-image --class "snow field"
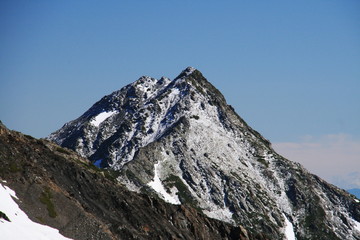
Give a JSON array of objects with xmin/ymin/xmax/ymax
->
[
  {"xmin": 0, "ymin": 183, "xmax": 72, "ymax": 240},
  {"xmin": 90, "ymin": 111, "xmax": 118, "ymax": 127}
]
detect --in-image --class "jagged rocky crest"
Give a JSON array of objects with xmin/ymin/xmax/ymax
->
[{"xmin": 49, "ymin": 67, "xmax": 360, "ymax": 239}]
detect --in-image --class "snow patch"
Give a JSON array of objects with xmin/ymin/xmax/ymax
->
[
  {"xmin": 90, "ymin": 111, "xmax": 117, "ymax": 127},
  {"xmin": 355, "ymin": 199, "xmax": 359, "ymax": 203},
  {"xmin": 354, "ymin": 219, "xmax": 360, "ymax": 232},
  {"xmin": 0, "ymin": 184, "xmax": 72, "ymax": 240},
  {"xmin": 147, "ymin": 162, "xmax": 180, "ymax": 205},
  {"xmin": 283, "ymin": 214, "xmax": 296, "ymax": 240}
]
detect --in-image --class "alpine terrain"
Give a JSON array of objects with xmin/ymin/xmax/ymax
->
[
  {"xmin": 0, "ymin": 121, "xmax": 251, "ymax": 240},
  {"xmin": 48, "ymin": 67, "xmax": 360, "ymax": 239}
]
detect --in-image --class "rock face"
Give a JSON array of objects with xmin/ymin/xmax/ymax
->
[
  {"xmin": 49, "ymin": 67, "xmax": 360, "ymax": 239},
  {"xmin": 0, "ymin": 122, "xmax": 257, "ymax": 240}
]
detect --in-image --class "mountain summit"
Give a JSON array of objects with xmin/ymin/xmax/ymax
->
[{"xmin": 49, "ymin": 67, "xmax": 360, "ymax": 239}]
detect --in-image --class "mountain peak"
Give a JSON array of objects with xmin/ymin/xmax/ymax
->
[
  {"xmin": 174, "ymin": 66, "xmax": 197, "ymax": 80},
  {"xmin": 134, "ymin": 66, "xmax": 197, "ymax": 89},
  {"xmin": 48, "ymin": 68, "xmax": 360, "ymax": 239},
  {"xmin": 182, "ymin": 66, "xmax": 197, "ymax": 74}
]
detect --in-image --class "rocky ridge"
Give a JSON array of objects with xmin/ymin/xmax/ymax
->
[
  {"xmin": 0, "ymin": 121, "xmax": 258, "ymax": 240},
  {"xmin": 49, "ymin": 67, "xmax": 360, "ymax": 239}
]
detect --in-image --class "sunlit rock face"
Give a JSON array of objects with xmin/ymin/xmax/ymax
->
[{"xmin": 49, "ymin": 67, "xmax": 360, "ymax": 239}]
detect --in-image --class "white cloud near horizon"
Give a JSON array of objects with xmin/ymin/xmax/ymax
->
[{"xmin": 273, "ymin": 134, "xmax": 360, "ymax": 189}]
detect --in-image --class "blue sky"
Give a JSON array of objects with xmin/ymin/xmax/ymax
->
[{"xmin": 1, "ymin": 1, "xmax": 359, "ymax": 188}]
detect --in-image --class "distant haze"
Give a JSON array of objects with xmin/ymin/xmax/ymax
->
[{"xmin": 273, "ymin": 134, "xmax": 360, "ymax": 189}]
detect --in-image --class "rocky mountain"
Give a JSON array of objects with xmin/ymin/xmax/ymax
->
[
  {"xmin": 48, "ymin": 67, "xmax": 360, "ymax": 239},
  {"xmin": 0, "ymin": 121, "xmax": 256, "ymax": 240}
]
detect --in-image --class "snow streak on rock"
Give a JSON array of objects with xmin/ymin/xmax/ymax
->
[
  {"xmin": 148, "ymin": 161, "xmax": 181, "ymax": 205},
  {"xmin": 90, "ymin": 111, "xmax": 118, "ymax": 127},
  {"xmin": 283, "ymin": 214, "xmax": 296, "ymax": 240}
]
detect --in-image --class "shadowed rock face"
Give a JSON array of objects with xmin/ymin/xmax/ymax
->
[
  {"xmin": 0, "ymin": 122, "xmax": 262, "ymax": 240},
  {"xmin": 48, "ymin": 68, "xmax": 360, "ymax": 239}
]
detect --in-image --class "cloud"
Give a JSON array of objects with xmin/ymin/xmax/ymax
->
[{"xmin": 273, "ymin": 134, "xmax": 360, "ymax": 189}]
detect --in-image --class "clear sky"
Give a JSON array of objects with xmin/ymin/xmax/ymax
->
[{"xmin": 1, "ymin": 1, "xmax": 359, "ymax": 188}]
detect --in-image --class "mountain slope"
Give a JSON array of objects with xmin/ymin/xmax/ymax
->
[
  {"xmin": 0, "ymin": 121, "xmax": 258, "ymax": 240},
  {"xmin": 49, "ymin": 67, "xmax": 360, "ymax": 239}
]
